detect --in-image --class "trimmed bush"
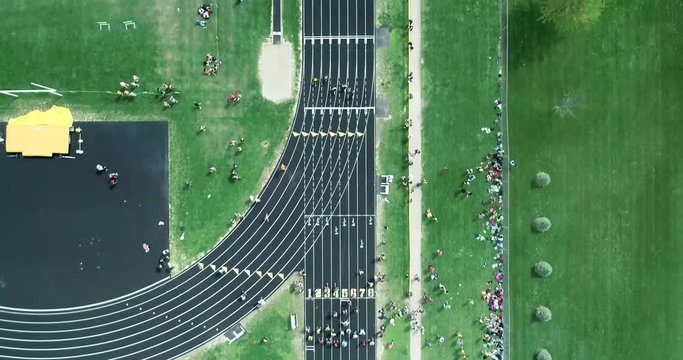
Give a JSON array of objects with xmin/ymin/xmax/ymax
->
[
  {"xmin": 534, "ymin": 172, "xmax": 551, "ymax": 187},
  {"xmin": 536, "ymin": 348, "xmax": 552, "ymax": 360},
  {"xmin": 535, "ymin": 306, "xmax": 552, "ymax": 322},
  {"xmin": 533, "ymin": 217, "xmax": 552, "ymax": 232},
  {"xmin": 533, "ymin": 261, "xmax": 553, "ymax": 277}
]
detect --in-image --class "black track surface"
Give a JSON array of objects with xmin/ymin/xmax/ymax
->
[
  {"xmin": 0, "ymin": 0, "xmax": 374, "ymax": 358},
  {"xmin": 0, "ymin": 122, "xmax": 169, "ymax": 309}
]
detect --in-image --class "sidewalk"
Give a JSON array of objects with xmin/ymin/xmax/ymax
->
[{"xmin": 407, "ymin": 0, "xmax": 423, "ymax": 359}]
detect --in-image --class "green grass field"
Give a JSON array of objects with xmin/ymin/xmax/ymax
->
[
  {"xmin": 375, "ymin": 0, "xmax": 410, "ymax": 357},
  {"xmin": 189, "ymin": 282, "xmax": 304, "ymax": 360},
  {"xmin": 0, "ymin": 0, "xmax": 301, "ymax": 268},
  {"xmin": 507, "ymin": 0, "xmax": 683, "ymax": 358},
  {"xmin": 420, "ymin": 0, "xmax": 501, "ymax": 358}
]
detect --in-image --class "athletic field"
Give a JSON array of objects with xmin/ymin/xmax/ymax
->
[
  {"xmin": 0, "ymin": 0, "xmax": 300, "ymax": 269},
  {"xmin": 508, "ymin": 0, "xmax": 683, "ymax": 358}
]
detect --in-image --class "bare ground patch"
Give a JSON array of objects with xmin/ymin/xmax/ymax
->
[{"xmin": 257, "ymin": 42, "xmax": 295, "ymax": 103}]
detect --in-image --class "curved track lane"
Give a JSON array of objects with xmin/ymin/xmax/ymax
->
[{"xmin": 0, "ymin": 0, "xmax": 375, "ymax": 359}]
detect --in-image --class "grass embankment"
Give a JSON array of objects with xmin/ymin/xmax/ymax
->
[{"xmin": 508, "ymin": 0, "xmax": 683, "ymax": 358}]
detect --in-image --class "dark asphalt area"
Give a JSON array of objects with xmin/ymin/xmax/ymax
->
[
  {"xmin": 0, "ymin": 0, "xmax": 376, "ymax": 358},
  {"xmin": 0, "ymin": 121, "xmax": 169, "ymax": 309}
]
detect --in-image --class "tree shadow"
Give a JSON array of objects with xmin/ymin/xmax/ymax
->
[{"xmin": 508, "ymin": 0, "xmax": 562, "ymax": 70}]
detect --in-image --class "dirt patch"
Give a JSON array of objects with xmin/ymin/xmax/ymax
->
[
  {"xmin": 260, "ymin": 140, "xmax": 270, "ymax": 148},
  {"xmin": 257, "ymin": 42, "xmax": 295, "ymax": 103}
]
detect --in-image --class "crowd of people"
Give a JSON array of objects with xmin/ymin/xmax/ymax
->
[
  {"xmin": 454, "ymin": 98, "xmax": 507, "ymax": 359},
  {"xmin": 303, "ymin": 297, "xmax": 377, "ymax": 349},
  {"xmin": 203, "ymin": 53, "xmax": 221, "ymax": 76},
  {"xmin": 311, "ymin": 75, "xmax": 356, "ymax": 104},
  {"xmin": 197, "ymin": 3, "xmax": 213, "ymax": 19},
  {"xmin": 115, "ymin": 75, "xmax": 140, "ymax": 99}
]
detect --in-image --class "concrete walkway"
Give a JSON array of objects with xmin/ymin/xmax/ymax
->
[{"xmin": 407, "ymin": 0, "xmax": 423, "ymax": 359}]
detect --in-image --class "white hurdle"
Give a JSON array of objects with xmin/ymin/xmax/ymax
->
[
  {"xmin": 97, "ymin": 21, "xmax": 110, "ymax": 31},
  {"xmin": 123, "ymin": 20, "xmax": 136, "ymax": 30}
]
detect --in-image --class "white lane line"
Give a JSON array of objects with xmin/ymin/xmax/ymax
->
[
  {"xmin": 304, "ymin": 35, "xmax": 374, "ymax": 40},
  {"xmin": 0, "ymin": 112, "xmax": 348, "ymax": 338},
  {"xmin": 117, "ymin": 99, "xmax": 374, "ymax": 360},
  {"xmin": 0, "ymin": 278, "xmax": 169, "ymax": 313},
  {"xmin": 304, "ymin": 214, "xmax": 374, "ymax": 217},
  {"xmin": 0, "ymin": 12, "xmax": 374, "ymax": 360},
  {"xmin": 1, "ymin": 7, "xmax": 374, "ymax": 360},
  {"xmin": 305, "ymin": 106, "xmax": 374, "ymax": 111},
  {"xmin": 301, "ymin": 113, "xmax": 369, "ymax": 360},
  {"xmin": 1, "ymin": 126, "xmax": 368, "ymax": 347},
  {"xmin": 0, "ymin": 122, "xmax": 336, "ymax": 331},
  {"xmin": 0, "ymin": 96, "xmax": 322, "ymax": 323},
  {"xmin": 0, "ymin": 88, "xmax": 310, "ymax": 317}
]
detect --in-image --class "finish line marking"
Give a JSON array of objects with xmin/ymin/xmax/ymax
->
[
  {"xmin": 304, "ymin": 34, "xmax": 374, "ymax": 40},
  {"xmin": 304, "ymin": 106, "xmax": 374, "ymax": 112},
  {"xmin": 304, "ymin": 214, "xmax": 375, "ymax": 218}
]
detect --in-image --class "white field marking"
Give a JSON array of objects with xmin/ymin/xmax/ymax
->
[
  {"xmin": 303, "ymin": 35, "xmax": 374, "ymax": 41},
  {"xmin": 0, "ymin": 139, "xmax": 319, "ymax": 326},
  {"xmin": 304, "ymin": 106, "xmax": 373, "ymax": 111},
  {"xmin": 0, "ymin": 103, "xmax": 367, "ymax": 337},
  {"xmin": 30, "ymin": 82, "xmax": 56, "ymax": 91},
  {"xmin": 0, "ymin": 85, "xmax": 310, "ymax": 316},
  {"xmin": 0, "ymin": 16, "xmax": 374, "ymax": 360},
  {"xmin": 303, "ymin": 214, "xmax": 374, "ymax": 218},
  {"xmin": 0, "ymin": 135, "xmax": 372, "ymax": 352},
  {"xmin": 0, "ymin": 91, "xmax": 18, "ymax": 98},
  {"xmin": 0, "ymin": 226, "xmax": 310, "ymax": 347}
]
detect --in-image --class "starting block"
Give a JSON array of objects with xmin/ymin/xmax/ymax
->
[
  {"xmin": 98, "ymin": 22, "xmax": 110, "ymax": 31},
  {"xmin": 123, "ymin": 20, "xmax": 136, "ymax": 30}
]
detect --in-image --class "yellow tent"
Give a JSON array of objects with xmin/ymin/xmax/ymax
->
[{"xmin": 5, "ymin": 106, "xmax": 73, "ymax": 157}]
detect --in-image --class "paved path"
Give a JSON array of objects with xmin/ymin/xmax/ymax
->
[{"xmin": 408, "ymin": 0, "xmax": 423, "ymax": 358}]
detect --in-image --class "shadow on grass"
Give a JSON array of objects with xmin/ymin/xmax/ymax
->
[{"xmin": 508, "ymin": 0, "xmax": 562, "ymax": 70}]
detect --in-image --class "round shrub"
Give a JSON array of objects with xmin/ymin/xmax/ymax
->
[
  {"xmin": 533, "ymin": 217, "xmax": 552, "ymax": 232},
  {"xmin": 533, "ymin": 261, "xmax": 553, "ymax": 277},
  {"xmin": 535, "ymin": 348, "xmax": 552, "ymax": 360},
  {"xmin": 535, "ymin": 306, "xmax": 552, "ymax": 322},
  {"xmin": 534, "ymin": 172, "xmax": 551, "ymax": 187}
]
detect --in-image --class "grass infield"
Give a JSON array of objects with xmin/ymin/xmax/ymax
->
[
  {"xmin": 508, "ymin": 0, "xmax": 683, "ymax": 358},
  {"xmin": 0, "ymin": 0, "xmax": 301, "ymax": 269}
]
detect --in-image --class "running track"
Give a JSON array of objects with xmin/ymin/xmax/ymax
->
[{"xmin": 0, "ymin": 0, "xmax": 375, "ymax": 359}]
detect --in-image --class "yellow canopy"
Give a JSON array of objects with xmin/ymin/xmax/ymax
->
[{"xmin": 5, "ymin": 106, "xmax": 73, "ymax": 157}]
